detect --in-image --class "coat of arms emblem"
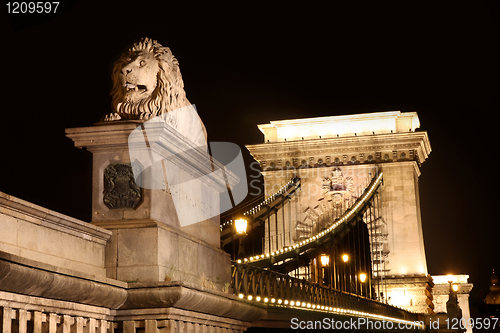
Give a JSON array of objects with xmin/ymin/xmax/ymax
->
[
  {"xmin": 321, "ymin": 167, "xmax": 354, "ymax": 207},
  {"xmin": 103, "ymin": 163, "xmax": 142, "ymax": 209}
]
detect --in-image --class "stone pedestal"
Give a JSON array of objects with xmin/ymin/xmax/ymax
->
[{"xmin": 66, "ymin": 121, "xmax": 233, "ymax": 290}]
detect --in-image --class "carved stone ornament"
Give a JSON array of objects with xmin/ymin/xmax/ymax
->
[
  {"xmin": 321, "ymin": 167, "xmax": 354, "ymax": 207},
  {"xmin": 104, "ymin": 37, "xmax": 185, "ymax": 121},
  {"xmin": 103, "ymin": 163, "xmax": 142, "ymax": 209},
  {"xmin": 103, "ymin": 37, "xmax": 208, "ymax": 148}
]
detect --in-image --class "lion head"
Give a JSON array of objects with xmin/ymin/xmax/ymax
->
[{"xmin": 107, "ymin": 37, "xmax": 189, "ymax": 120}]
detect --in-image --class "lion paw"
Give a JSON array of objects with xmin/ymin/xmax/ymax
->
[{"xmin": 104, "ymin": 112, "xmax": 122, "ymax": 121}]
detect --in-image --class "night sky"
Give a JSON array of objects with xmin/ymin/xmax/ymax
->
[{"xmin": 1, "ymin": 0, "xmax": 498, "ymax": 314}]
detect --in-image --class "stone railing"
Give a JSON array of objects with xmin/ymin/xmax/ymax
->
[
  {"xmin": 114, "ymin": 308, "xmax": 253, "ymax": 333},
  {"xmin": 0, "ymin": 288, "xmax": 115, "ymax": 333},
  {"xmin": 1, "ymin": 307, "xmax": 112, "ymax": 333},
  {"xmin": 1, "ymin": 285, "xmax": 259, "ymax": 333}
]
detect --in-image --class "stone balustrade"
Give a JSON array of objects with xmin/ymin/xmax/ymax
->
[
  {"xmin": 0, "ymin": 306, "xmax": 248, "ymax": 333},
  {"xmin": 1, "ymin": 307, "xmax": 111, "ymax": 333},
  {"xmin": 0, "ymin": 288, "xmax": 253, "ymax": 333}
]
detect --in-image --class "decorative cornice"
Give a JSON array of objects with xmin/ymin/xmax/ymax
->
[
  {"xmin": 0, "ymin": 253, "xmax": 127, "ymax": 309},
  {"xmin": 122, "ymin": 281, "xmax": 266, "ymax": 322},
  {"xmin": 66, "ymin": 121, "xmax": 238, "ymax": 193},
  {"xmin": 246, "ymin": 131, "xmax": 431, "ymax": 169}
]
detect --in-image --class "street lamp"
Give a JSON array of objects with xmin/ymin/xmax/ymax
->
[
  {"xmin": 235, "ymin": 218, "xmax": 248, "ymax": 259},
  {"xmin": 342, "ymin": 254, "xmax": 349, "ymax": 292},
  {"xmin": 447, "ymin": 276, "xmax": 461, "ymax": 319},
  {"xmin": 235, "ymin": 218, "xmax": 248, "ymax": 235},
  {"xmin": 359, "ymin": 273, "xmax": 367, "ymax": 296},
  {"xmin": 320, "ymin": 254, "xmax": 330, "ymax": 267},
  {"xmin": 320, "ymin": 254, "xmax": 330, "ymax": 286}
]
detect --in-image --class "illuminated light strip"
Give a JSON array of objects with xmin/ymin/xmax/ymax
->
[
  {"xmin": 235, "ymin": 291, "xmax": 424, "ymax": 329},
  {"xmin": 242, "ymin": 179, "xmax": 298, "ymax": 216},
  {"xmin": 239, "ymin": 173, "xmax": 383, "ymax": 264},
  {"xmin": 220, "ymin": 178, "xmax": 299, "ymax": 228}
]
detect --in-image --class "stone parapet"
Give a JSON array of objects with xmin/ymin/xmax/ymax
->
[
  {"xmin": 0, "ymin": 192, "xmax": 111, "ymax": 244},
  {"xmin": 0, "ymin": 192, "xmax": 111, "ymax": 277}
]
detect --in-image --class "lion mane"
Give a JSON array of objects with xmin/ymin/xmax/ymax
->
[{"xmin": 108, "ymin": 37, "xmax": 189, "ymax": 120}]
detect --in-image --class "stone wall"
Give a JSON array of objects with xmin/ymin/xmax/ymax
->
[{"xmin": 0, "ymin": 192, "xmax": 111, "ymax": 277}]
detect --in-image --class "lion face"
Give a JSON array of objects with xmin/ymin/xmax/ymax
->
[
  {"xmin": 108, "ymin": 37, "xmax": 190, "ymax": 121},
  {"xmin": 119, "ymin": 50, "xmax": 159, "ymax": 104}
]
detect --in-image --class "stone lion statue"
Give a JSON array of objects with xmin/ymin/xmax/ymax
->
[{"xmin": 104, "ymin": 37, "xmax": 207, "ymax": 144}]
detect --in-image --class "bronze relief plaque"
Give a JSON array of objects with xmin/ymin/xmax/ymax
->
[{"xmin": 103, "ymin": 163, "xmax": 142, "ymax": 209}]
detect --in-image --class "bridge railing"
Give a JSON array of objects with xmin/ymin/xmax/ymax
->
[{"xmin": 232, "ymin": 262, "xmax": 418, "ymax": 322}]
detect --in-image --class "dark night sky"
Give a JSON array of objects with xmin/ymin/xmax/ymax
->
[{"xmin": 1, "ymin": 0, "xmax": 498, "ymax": 311}]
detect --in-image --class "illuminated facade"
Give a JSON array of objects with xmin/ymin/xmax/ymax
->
[{"xmin": 247, "ymin": 111, "xmax": 434, "ymax": 313}]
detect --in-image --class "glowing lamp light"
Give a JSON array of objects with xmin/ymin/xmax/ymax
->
[
  {"xmin": 452, "ymin": 284, "xmax": 458, "ymax": 292},
  {"xmin": 342, "ymin": 254, "xmax": 349, "ymax": 263},
  {"xmin": 235, "ymin": 218, "xmax": 248, "ymax": 235},
  {"xmin": 446, "ymin": 274, "xmax": 458, "ymax": 284},
  {"xmin": 320, "ymin": 254, "xmax": 330, "ymax": 266},
  {"xmin": 359, "ymin": 273, "xmax": 367, "ymax": 283}
]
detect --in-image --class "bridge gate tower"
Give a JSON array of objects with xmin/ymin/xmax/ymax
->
[{"xmin": 246, "ymin": 111, "xmax": 434, "ymax": 314}]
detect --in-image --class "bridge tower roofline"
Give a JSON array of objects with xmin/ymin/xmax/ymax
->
[{"xmin": 257, "ymin": 111, "xmax": 422, "ymax": 143}]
